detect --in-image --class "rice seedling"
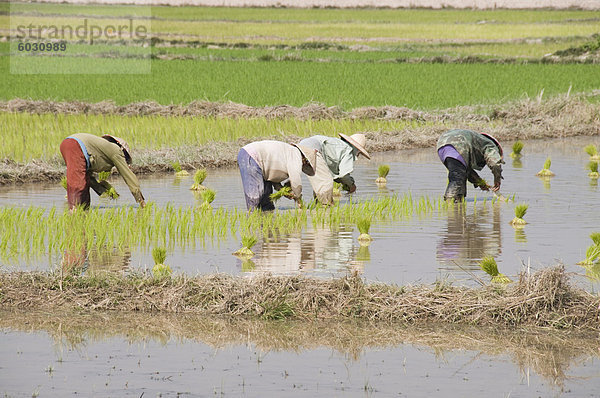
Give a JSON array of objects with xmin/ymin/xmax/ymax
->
[
  {"xmin": 60, "ymin": 176, "xmax": 67, "ymax": 190},
  {"xmin": 199, "ymin": 188, "xmax": 216, "ymax": 210},
  {"xmin": 478, "ymin": 256, "xmax": 512, "ymax": 284},
  {"xmin": 94, "ymin": 171, "xmax": 119, "ymax": 200},
  {"xmin": 510, "ymin": 140, "xmax": 524, "ymax": 159},
  {"xmin": 172, "ymin": 161, "xmax": 189, "ymax": 177},
  {"xmin": 509, "ymin": 203, "xmax": 528, "ymax": 226},
  {"xmin": 584, "ymin": 144, "xmax": 600, "ymax": 161},
  {"xmin": 375, "ymin": 165, "xmax": 390, "ymax": 184},
  {"xmin": 190, "ymin": 169, "xmax": 208, "ymax": 191},
  {"xmin": 151, "ymin": 247, "xmax": 172, "ymax": 279},
  {"xmin": 357, "ymin": 217, "xmax": 373, "ymax": 245},
  {"xmin": 578, "ymin": 232, "xmax": 600, "ymax": 266},
  {"xmin": 332, "ymin": 182, "xmax": 342, "ymax": 197},
  {"xmin": 536, "ymin": 157, "xmax": 555, "ymax": 177},
  {"xmin": 233, "ymin": 235, "xmax": 257, "ymax": 257},
  {"xmin": 269, "ymin": 186, "xmax": 292, "ymax": 203},
  {"xmin": 587, "ymin": 161, "xmax": 599, "ymax": 179}
]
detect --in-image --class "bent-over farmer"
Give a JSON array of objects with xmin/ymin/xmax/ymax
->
[
  {"xmin": 298, "ymin": 133, "xmax": 371, "ymax": 205},
  {"xmin": 60, "ymin": 133, "xmax": 146, "ymax": 210},
  {"xmin": 237, "ymin": 140, "xmax": 316, "ymax": 211},
  {"xmin": 437, "ymin": 129, "xmax": 504, "ymax": 201}
]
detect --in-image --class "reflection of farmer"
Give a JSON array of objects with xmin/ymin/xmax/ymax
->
[
  {"xmin": 437, "ymin": 129, "xmax": 504, "ymax": 201},
  {"xmin": 437, "ymin": 204, "xmax": 502, "ymax": 267},
  {"xmin": 237, "ymin": 140, "xmax": 316, "ymax": 211},
  {"xmin": 298, "ymin": 134, "xmax": 371, "ymax": 205},
  {"xmin": 60, "ymin": 133, "xmax": 146, "ymax": 210}
]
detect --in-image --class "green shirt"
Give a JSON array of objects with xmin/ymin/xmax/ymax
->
[
  {"xmin": 437, "ymin": 129, "xmax": 503, "ymax": 184},
  {"xmin": 71, "ymin": 133, "xmax": 144, "ymax": 203},
  {"xmin": 299, "ymin": 135, "xmax": 357, "ymax": 188}
]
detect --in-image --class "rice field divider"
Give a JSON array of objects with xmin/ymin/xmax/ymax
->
[
  {"xmin": 190, "ymin": 169, "xmax": 208, "ymax": 191},
  {"xmin": 584, "ymin": 144, "xmax": 600, "ymax": 161},
  {"xmin": 536, "ymin": 157, "xmax": 555, "ymax": 177},
  {"xmin": 587, "ymin": 160, "xmax": 599, "ymax": 179},
  {"xmin": 509, "ymin": 203, "xmax": 528, "ymax": 227},
  {"xmin": 172, "ymin": 161, "xmax": 190, "ymax": 177},
  {"xmin": 375, "ymin": 164, "xmax": 390, "ymax": 185}
]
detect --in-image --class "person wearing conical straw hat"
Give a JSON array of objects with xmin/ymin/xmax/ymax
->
[
  {"xmin": 299, "ymin": 133, "xmax": 371, "ymax": 205},
  {"xmin": 59, "ymin": 133, "xmax": 146, "ymax": 210},
  {"xmin": 237, "ymin": 140, "xmax": 317, "ymax": 211},
  {"xmin": 436, "ymin": 129, "xmax": 504, "ymax": 202}
]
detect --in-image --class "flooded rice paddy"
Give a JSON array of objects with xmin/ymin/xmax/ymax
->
[
  {"xmin": 0, "ymin": 136, "xmax": 598, "ymax": 287},
  {"xmin": 1, "ymin": 136, "xmax": 600, "ymax": 397}
]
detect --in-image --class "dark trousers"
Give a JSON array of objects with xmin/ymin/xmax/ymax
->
[
  {"xmin": 443, "ymin": 157, "xmax": 468, "ymax": 201},
  {"xmin": 237, "ymin": 148, "xmax": 275, "ymax": 211},
  {"xmin": 60, "ymin": 138, "xmax": 91, "ymax": 210}
]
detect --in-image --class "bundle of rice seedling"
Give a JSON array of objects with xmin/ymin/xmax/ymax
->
[
  {"xmin": 97, "ymin": 172, "xmax": 120, "ymax": 199},
  {"xmin": 357, "ymin": 217, "xmax": 373, "ymax": 245},
  {"xmin": 172, "ymin": 161, "xmax": 189, "ymax": 177},
  {"xmin": 584, "ymin": 144, "xmax": 600, "ymax": 161},
  {"xmin": 587, "ymin": 161, "xmax": 599, "ymax": 179},
  {"xmin": 269, "ymin": 186, "xmax": 292, "ymax": 202},
  {"xmin": 190, "ymin": 169, "xmax": 208, "ymax": 190},
  {"xmin": 479, "ymin": 256, "xmax": 512, "ymax": 284},
  {"xmin": 332, "ymin": 182, "xmax": 342, "ymax": 197},
  {"xmin": 375, "ymin": 165, "xmax": 390, "ymax": 184},
  {"xmin": 509, "ymin": 203, "xmax": 528, "ymax": 226},
  {"xmin": 60, "ymin": 176, "xmax": 67, "ymax": 190},
  {"xmin": 510, "ymin": 140, "xmax": 524, "ymax": 159},
  {"xmin": 578, "ymin": 232, "xmax": 600, "ymax": 266},
  {"xmin": 233, "ymin": 235, "xmax": 257, "ymax": 257},
  {"xmin": 151, "ymin": 247, "xmax": 172, "ymax": 279},
  {"xmin": 536, "ymin": 157, "xmax": 555, "ymax": 177},
  {"xmin": 199, "ymin": 189, "xmax": 216, "ymax": 210}
]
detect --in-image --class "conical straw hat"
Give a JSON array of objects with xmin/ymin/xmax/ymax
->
[{"xmin": 339, "ymin": 133, "xmax": 371, "ymax": 159}]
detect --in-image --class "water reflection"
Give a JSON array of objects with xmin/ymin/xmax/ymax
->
[
  {"xmin": 246, "ymin": 226, "xmax": 366, "ymax": 275},
  {"xmin": 436, "ymin": 204, "xmax": 502, "ymax": 268},
  {"xmin": 514, "ymin": 228, "xmax": 527, "ymax": 243},
  {"xmin": 62, "ymin": 244, "xmax": 131, "ymax": 275}
]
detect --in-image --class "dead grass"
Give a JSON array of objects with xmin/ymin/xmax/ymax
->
[
  {"xmin": 0, "ymin": 265, "xmax": 598, "ymax": 331},
  {"xmin": 1, "ymin": 94, "xmax": 599, "ymax": 184}
]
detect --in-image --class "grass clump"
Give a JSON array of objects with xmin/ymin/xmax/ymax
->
[
  {"xmin": 536, "ymin": 157, "xmax": 555, "ymax": 177},
  {"xmin": 190, "ymin": 169, "xmax": 208, "ymax": 191},
  {"xmin": 510, "ymin": 140, "xmax": 524, "ymax": 158},
  {"xmin": 233, "ymin": 235, "xmax": 258, "ymax": 258},
  {"xmin": 587, "ymin": 161, "xmax": 599, "ymax": 179},
  {"xmin": 510, "ymin": 203, "xmax": 528, "ymax": 226},
  {"xmin": 375, "ymin": 164, "xmax": 390, "ymax": 184},
  {"xmin": 269, "ymin": 186, "xmax": 292, "ymax": 203},
  {"xmin": 198, "ymin": 188, "xmax": 216, "ymax": 210},
  {"xmin": 357, "ymin": 217, "xmax": 373, "ymax": 245},
  {"xmin": 584, "ymin": 144, "xmax": 599, "ymax": 161},
  {"xmin": 172, "ymin": 161, "xmax": 189, "ymax": 177},
  {"xmin": 151, "ymin": 247, "xmax": 172, "ymax": 279},
  {"xmin": 479, "ymin": 256, "xmax": 512, "ymax": 284}
]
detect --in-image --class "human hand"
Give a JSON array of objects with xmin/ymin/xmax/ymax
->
[
  {"xmin": 347, "ymin": 184, "xmax": 357, "ymax": 193},
  {"xmin": 139, "ymin": 199, "xmax": 146, "ymax": 208}
]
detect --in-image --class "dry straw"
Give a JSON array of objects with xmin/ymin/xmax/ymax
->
[{"xmin": 0, "ymin": 266, "xmax": 598, "ymax": 331}]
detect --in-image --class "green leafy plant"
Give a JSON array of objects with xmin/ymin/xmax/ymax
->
[
  {"xmin": 510, "ymin": 203, "xmax": 528, "ymax": 226},
  {"xmin": 269, "ymin": 186, "xmax": 292, "ymax": 202},
  {"xmin": 375, "ymin": 164, "xmax": 390, "ymax": 184},
  {"xmin": 587, "ymin": 161, "xmax": 599, "ymax": 179},
  {"xmin": 579, "ymin": 232, "xmax": 600, "ymax": 266},
  {"xmin": 190, "ymin": 169, "xmax": 208, "ymax": 190},
  {"xmin": 510, "ymin": 140, "xmax": 524, "ymax": 158},
  {"xmin": 584, "ymin": 144, "xmax": 599, "ymax": 160},
  {"xmin": 233, "ymin": 234, "xmax": 258, "ymax": 257},
  {"xmin": 97, "ymin": 171, "xmax": 111, "ymax": 181},
  {"xmin": 536, "ymin": 157, "xmax": 555, "ymax": 177},
  {"xmin": 96, "ymin": 172, "xmax": 120, "ymax": 199},
  {"xmin": 151, "ymin": 247, "xmax": 172, "ymax": 279},
  {"xmin": 478, "ymin": 256, "xmax": 512, "ymax": 284},
  {"xmin": 332, "ymin": 182, "xmax": 342, "ymax": 197},
  {"xmin": 357, "ymin": 217, "xmax": 373, "ymax": 245},
  {"xmin": 172, "ymin": 161, "xmax": 189, "ymax": 176}
]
